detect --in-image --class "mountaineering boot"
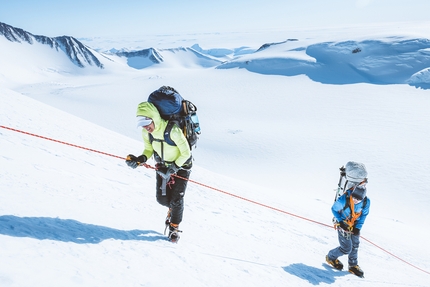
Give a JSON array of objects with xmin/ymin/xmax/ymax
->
[
  {"xmin": 326, "ymin": 255, "xmax": 344, "ymax": 270},
  {"xmin": 164, "ymin": 208, "xmax": 171, "ymax": 235},
  {"xmin": 349, "ymin": 265, "xmax": 364, "ymax": 278},
  {"xmin": 168, "ymin": 223, "xmax": 181, "ymax": 243}
]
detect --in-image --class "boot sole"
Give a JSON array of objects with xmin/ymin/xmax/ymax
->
[
  {"xmin": 325, "ymin": 256, "xmax": 343, "ymax": 270},
  {"xmin": 348, "ymin": 270, "xmax": 364, "ymax": 278}
]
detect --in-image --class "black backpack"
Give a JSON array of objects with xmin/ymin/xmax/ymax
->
[{"xmin": 147, "ymin": 86, "xmax": 200, "ymax": 149}]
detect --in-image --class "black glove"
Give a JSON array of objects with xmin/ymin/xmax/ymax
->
[
  {"xmin": 352, "ymin": 226, "xmax": 360, "ymax": 236},
  {"xmin": 157, "ymin": 162, "xmax": 179, "ymax": 179},
  {"xmin": 338, "ymin": 221, "xmax": 351, "ymax": 231},
  {"xmin": 126, "ymin": 154, "xmax": 147, "ymax": 169}
]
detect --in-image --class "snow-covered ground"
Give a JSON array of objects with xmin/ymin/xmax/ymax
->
[{"xmin": 1, "ymin": 22, "xmax": 430, "ymax": 286}]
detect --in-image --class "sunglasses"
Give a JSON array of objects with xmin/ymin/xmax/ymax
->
[{"xmin": 142, "ymin": 122, "xmax": 153, "ymax": 130}]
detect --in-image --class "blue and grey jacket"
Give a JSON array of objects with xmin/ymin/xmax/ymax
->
[{"xmin": 331, "ymin": 190, "xmax": 370, "ymax": 230}]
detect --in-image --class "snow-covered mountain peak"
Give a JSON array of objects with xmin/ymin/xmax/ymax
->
[{"xmin": 0, "ymin": 22, "xmax": 104, "ymax": 69}]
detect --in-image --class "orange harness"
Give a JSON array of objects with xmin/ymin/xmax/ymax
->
[{"xmin": 345, "ymin": 195, "xmax": 362, "ymax": 228}]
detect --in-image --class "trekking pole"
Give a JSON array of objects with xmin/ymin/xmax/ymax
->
[{"xmin": 334, "ymin": 166, "xmax": 346, "ymax": 201}]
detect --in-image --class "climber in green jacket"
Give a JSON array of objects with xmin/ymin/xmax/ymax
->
[{"xmin": 126, "ymin": 101, "xmax": 192, "ymax": 242}]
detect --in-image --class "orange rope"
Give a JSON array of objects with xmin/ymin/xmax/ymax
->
[{"xmin": 1, "ymin": 125, "xmax": 429, "ymax": 276}]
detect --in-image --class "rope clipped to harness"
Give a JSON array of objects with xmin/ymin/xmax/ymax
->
[{"xmin": 2, "ymin": 125, "xmax": 429, "ymax": 276}]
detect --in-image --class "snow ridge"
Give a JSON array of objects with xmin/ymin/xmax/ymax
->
[{"xmin": 0, "ymin": 22, "xmax": 104, "ymax": 69}]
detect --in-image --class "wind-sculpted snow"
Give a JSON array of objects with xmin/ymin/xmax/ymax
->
[
  {"xmin": 256, "ymin": 39, "xmax": 298, "ymax": 52},
  {"xmin": 217, "ymin": 38, "xmax": 430, "ymax": 89},
  {"xmin": 116, "ymin": 48, "xmax": 163, "ymax": 68},
  {"xmin": 192, "ymin": 44, "xmax": 235, "ymax": 58},
  {"xmin": 159, "ymin": 47, "xmax": 224, "ymax": 68},
  {"xmin": 114, "ymin": 46, "xmax": 223, "ymax": 69},
  {"xmin": 407, "ymin": 67, "xmax": 430, "ymax": 89}
]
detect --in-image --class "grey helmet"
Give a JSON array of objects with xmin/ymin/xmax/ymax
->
[{"xmin": 345, "ymin": 161, "xmax": 368, "ymax": 183}]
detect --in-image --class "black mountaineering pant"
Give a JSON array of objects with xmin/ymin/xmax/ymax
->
[{"xmin": 155, "ymin": 166, "xmax": 191, "ymax": 225}]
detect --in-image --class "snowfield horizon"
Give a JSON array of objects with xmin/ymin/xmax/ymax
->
[{"xmin": 2, "ymin": 21, "xmax": 430, "ymax": 89}]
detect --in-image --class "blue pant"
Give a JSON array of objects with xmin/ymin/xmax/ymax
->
[{"xmin": 328, "ymin": 229, "xmax": 360, "ymax": 266}]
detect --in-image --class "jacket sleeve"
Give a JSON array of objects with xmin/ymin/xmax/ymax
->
[
  {"xmin": 141, "ymin": 131, "xmax": 154, "ymax": 160},
  {"xmin": 354, "ymin": 198, "xmax": 370, "ymax": 229},
  {"xmin": 169, "ymin": 126, "xmax": 191, "ymax": 167},
  {"xmin": 331, "ymin": 195, "xmax": 346, "ymax": 222}
]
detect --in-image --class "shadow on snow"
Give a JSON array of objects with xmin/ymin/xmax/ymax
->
[
  {"xmin": 0, "ymin": 215, "xmax": 165, "ymax": 244},
  {"xmin": 283, "ymin": 263, "xmax": 350, "ymax": 285}
]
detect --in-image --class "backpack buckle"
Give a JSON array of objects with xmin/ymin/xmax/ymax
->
[{"xmin": 182, "ymin": 100, "xmax": 197, "ymax": 115}]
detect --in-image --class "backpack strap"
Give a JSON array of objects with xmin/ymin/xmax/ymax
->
[
  {"xmin": 148, "ymin": 134, "xmax": 165, "ymax": 164},
  {"xmin": 148, "ymin": 121, "xmax": 176, "ymax": 147},
  {"xmin": 362, "ymin": 196, "xmax": 368, "ymax": 209},
  {"xmin": 343, "ymin": 194, "xmax": 367, "ymax": 227},
  {"xmin": 148, "ymin": 121, "xmax": 178, "ymax": 164},
  {"xmin": 163, "ymin": 121, "xmax": 178, "ymax": 146},
  {"xmin": 343, "ymin": 194, "xmax": 368, "ymax": 210}
]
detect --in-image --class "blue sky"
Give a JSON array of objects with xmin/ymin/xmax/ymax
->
[{"xmin": 1, "ymin": 0, "xmax": 430, "ymax": 38}]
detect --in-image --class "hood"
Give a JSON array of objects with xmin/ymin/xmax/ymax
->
[{"xmin": 136, "ymin": 102, "xmax": 163, "ymax": 131}]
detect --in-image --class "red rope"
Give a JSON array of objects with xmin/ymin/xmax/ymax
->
[
  {"xmin": 1, "ymin": 125, "xmax": 125, "ymax": 160},
  {"xmin": 174, "ymin": 173, "xmax": 333, "ymax": 228},
  {"xmin": 360, "ymin": 237, "xmax": 430, "ymax": 275},
  {"xmin": 1, "ymin": 125, "xmax": 429, "ymax": 276},
  {"xmin": 174, "ymin": 174, "xmax": 430, "ymax": 275}
]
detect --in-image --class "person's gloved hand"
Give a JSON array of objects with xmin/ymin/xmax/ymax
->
[
  {"xmin": 352, "ymin": 226, "xmax": 360, "ymax": 236},
  {"xmin": 126, "ymin": 154, "xmax": 147, "ymax": 169},
  {"xmin": 157, "ymin": 162, "xmax": 179, "ymax": 179},
  {"xmin": 338, "ymin": 221, "xmax": 351, "ymax": 232}
]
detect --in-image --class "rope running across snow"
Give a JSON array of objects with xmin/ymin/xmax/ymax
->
[{"xmin": 1, "ymin": 124, "xmax": 429, "ymax": 276}]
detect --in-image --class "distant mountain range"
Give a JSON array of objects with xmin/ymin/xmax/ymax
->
[
  {"xmin": 0, "ymin": 22, "xmax": 224, "ymax": 70},
  {"xmin": 1, "ymin": 21, "xmax": 430, "ymax": 88}
]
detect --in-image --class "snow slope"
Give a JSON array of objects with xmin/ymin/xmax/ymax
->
[
  {"xmin": 2, "ymin": 86, "xmax": 429, "ymax": 287},
  {"xmin": 1, "ymin": 23, "xmax": 430, "ymax": 286}
]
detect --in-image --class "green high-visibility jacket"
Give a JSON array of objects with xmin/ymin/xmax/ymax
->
[{"xmin": 137, "ymin": 102, "xmax": 191, "ymax": 167}]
